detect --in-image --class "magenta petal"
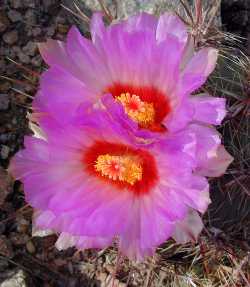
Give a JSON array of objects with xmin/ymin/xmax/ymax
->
[
  {"xmin": 36, "ymin": 66, "xmax": 93, "ymax": 127},
  {"xmin": 164, "ymin": 99, "xmax": 194, "ymax": 132},
  {"xmin": 66, "ymin": 26, "xmax": 110, "ymax": 92},
  {"xmin": 196, "ymin": 145, "xmax": 233, "ymax": 177},
  {"xmin": 55, "ymin": 232, "xmax": 113, "ymax": 250},
  {"xmin": 181, "ymin": 48, "xmax": 218, "ymax": 94},
  {"xmin": 38, "ymin": 39, "xmax": 68, "ymax": 67},
  {"xmin": 188, "ymin": 124, "xmax": 221, "ymax": 171},
  {"xmin": 32, "ymin": 210, "xmax": 54, "ymax": 237},
  {"xmin": 172, "ymin": 210, "xmax": 203, "ymax": 243},
  {"xmin": 156, "ymin": 12, "xmax": 188, "ymax": 47},
  {"xmin": 190, "ymin": 94, "xmax": 226, "ymax": 125},
  {"xmin": 90, "ymin": 12, "xmax": 106, "ymax": 43},
  {"xmin": 124, "ymin": 12, "xmax": 158, "ymax": 33}
]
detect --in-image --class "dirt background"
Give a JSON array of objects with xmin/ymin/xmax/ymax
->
[{"xmin": 0, "ymin": 0, "xmax": 249, "ymax": 286}]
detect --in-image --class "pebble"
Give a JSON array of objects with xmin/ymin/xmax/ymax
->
[
  {"xmin": 0, "ymin": 11, "xmax": 10, "ymax": 33},
  {"xmin": 0, "ymin": 133, "xmax": 12, "ymax": 144},
  {"xmin": 24, "ymin": 9, "xmax": 36, "ymax": 25},
  {"xmin": 0, "ymin": 260, "xmax": 9, "ymax": 272},
  {"xmin": 26, "ymin": 240, "xmax": 36, "ymax": 254},
  {"xmin": 32, "ymin": 27, "xmax": 42, "ymax": 37},
  {"xmin": 3, "ymin": 31, "xmax": 18, "ymax": 45},
  {"xmin": 42, "ymin": 0, "xmax": 56, "ymax": 12},
  {"xmin": 9, "ymin": 0, "xmax": 23, "ymax": 9},
  {"xmin": 46, "ymin": 26, "xmax": 56, "ymax": 37},
  {"xmin": 23, "ymin": 0, "xmax": 36, "ymax": 8},
  {"xmin": 0, "ymin": 235, "xmax": 13, "ymax": 258},
  {"xmin": 22, "ymin": 41, "xmax": 37, "ymax": 56},
  {"xmin": 31, "ymin": 55, "xmax": 42, "ymax": 67},
  {"xmin": 7, "ymin": 10, "xmax": 22, "ymax": 22},
  {"xmin": 10, "ymin": 233, "xmax": 29, "ymax": 246},
  {"xmin": 0, "ymin": 145, "xmax": 10, "ymax": 160},
  {"xmin": 17, "ymin": 218, "xmax": 29, "ymax": 233},
  {"xmin": 17, "ymin": 51, "xmax": 30, "ymax": 64},
  {"xmin": 0, "ymin": 269, "xmax": 27, "ymax": 287},
  {"xmin": 0, "ymin": 94, "xmax": 10, "ymax": 111},
  {"xmin": 0, "ymin": 167, "xmax": 12, "ymax": 205}
]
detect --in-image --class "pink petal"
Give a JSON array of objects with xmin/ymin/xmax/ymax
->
[
  {"xmin": 66, "ymin": 26, "xmax": 110, "ymax": 92},
  {"xmin": 172, "ymin": 210, "xmax": 203, "ymax": 243},
  {"xmin": 180, "ymin": 35, "xmax": 195, "ymax": 70},
  {"xmin": 37, "ymin": 66, "xmax": 93, "ymax": 125},
  {"xmin": 164, "ymin": 99, "xmax": 194, "ymax": 132},
  {"xmin": 156, "ymin": 12, "xmax": 188, "ymax": 48},
  {"xmin": 124, "ymin": 12, "xmax": 158, "ymax": 33},
  {"xmin": 196, "ymin": 145, "xmax": 233, "ymax": 177},
  {"xmin": 188, "ymin": 124, "xmax": 222, "ymax": 172},
  {"xmin": 90, "ymin": 12, "xmax": 106, "ymax": 43},
  {"xmin": 190, "ymin": 94, "xmax": 226, "ymax": 125},
  {"xmin": 38, "ymin": 39, "xmax": 68, "ymax": 67},
  {"xmin": 181, "ymin": 48, "xmax": 218, "ymax": 95},
  {"xmin": 55, "ymin": 233, "xmax": 113, "ymax": 250},
  {"xmin": 32, "ymin": 210, "xmax": 54, "ymax": 237}
]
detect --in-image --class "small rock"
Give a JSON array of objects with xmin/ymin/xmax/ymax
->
[
  {"xmin": 42, "ymin": 0, "xmax": 56, "ymax": 11},
  {"xmin": 0, "ymin": 59, "xmax": 6, "ymax": 74},
  {"xmin": 54, "ymin": 258, "xmax": 66, "ymax": 267},
  {"xmin": 7, "ymin": 10, "xmax": 22, "ymax": 22},
  {"xmin": 17, "ymin": 51, "xmax": 30, "ymax": 64},
  {"xmin": 0, "ymin": 260, "xmax": 9, "ymax": 272},
  {"xmin": 0, "ymin": 94, "xmax": 10, "ymax": 111},
  {"xmin": 45, "ymin": 26, "xmax": 55, "ymax": 37},
  {"xmin": 0, "ymin": 133, "xmax": 11, "ymax": 144},
  {"xmin": 0, "ymin": 82, "xmax": 11, "ymax": 93},
  {"xmin": 3, "ymin": 31, "xmax": 18, "ymax": 45},
  {"xmin": 0, "ymin": 235, "xmax": 13, "ymax": 258},
  {"xmin": 0, "ymin": 145, "xmax": 10, "ymax": 160},
  {"xmin": 12, "ymin": 45, "xmax": 21, "ymax": 54},
  {"xmin": 32, "ymin": 27, "xmax": 42, "ymax": 37},
  {"xmin": 22, "ymin": 41, "xmax": 37, "ymax": 56},
  {"xmin": 57, "ymin": 24, "xmax": 69, "ymax": 34},
  {"xmin": 9, "ymin": 0, "xmax": 23, "ymax": 9},
  {"xmin": 26, "ymin": 240, "xmax": 36, "ymax": 254},
  {"xmin": 23, "ymin": 0, "xmax": 36, "ymax": 8},
  {"xmin": 0, "ymin": 167, "xmax": 12, "ymax": 205},
  {"xmin": 31, "ymin": 55, "xmax": 42, "ymax": 67},
  {"xmin": 0, "ymin": 11, "xmax": 10, "ymax": 33},
  {"xmin": 0, "ymin": 269, "xmax": 27, "ymax": 287},
  {"xmin": 55, "ymin": 14, "xmax": 67, "ymax": 24},
  {"xmin": 17, "ymin": 218, "xmax": 29, "ymax": 233},
  {"xmin": 24, "ymin": 10, "xmax": 36, "ymax": 25},
  {"xmin": 10, "ymin": 233, "xmax": 29, "ymax": 246}
]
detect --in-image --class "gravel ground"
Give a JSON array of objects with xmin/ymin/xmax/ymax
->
[{"xmin": 0, "ymin": 1, "xmax": 249, "ymax": 286}]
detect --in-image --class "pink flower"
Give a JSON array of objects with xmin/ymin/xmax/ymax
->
[
  {"xmin": 36, "ymin": 13, "xmax": 224, "ymax": 135},
  {"xmin": 9, "ymin": 12, "xmax": 233, "ymax": 260},
  {"xmin": 11, "ymin": 105, "xmax": 212, "ymax": 260},
  {"xmin": 35, "ymin": 11, "xmax": 232, "ymax": 184}
]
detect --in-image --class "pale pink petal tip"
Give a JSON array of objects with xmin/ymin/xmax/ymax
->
[
  {"xmin": 38, "ymin": 39, "xmax": 64, "ymax": 66},
  {"xmin": 32, "ymin": 210, "xmax": 54, "ymax": 237},
  {"xmin": 172, "ymin": 210, "xmax": 203, "ymax": 244},
  {"xmin": 185, "ymin": 47, "xmax": 218, "ymax": 77},
  {"xmin": 157, "ymin": 12, "xmax": 188, "ymax": 45},
  {"xmin": 55, "ymin": 233, "xmax": 112, "ymax": 251},
  {"xmin": 198, "ymin": 145, "xmax": 233, "ymax": 177},
  {"xmin": 191, "ymin": 95, "xmax": 227, "ymax": 125}
]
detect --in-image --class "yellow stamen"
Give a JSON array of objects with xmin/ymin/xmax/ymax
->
[
  {"xmin": 95, "ymin": 154, "xmax": 142, "ymax": 185},
  {"xmin": 117, "ymin": 93, "xmax": 155, "ymax": 127}
]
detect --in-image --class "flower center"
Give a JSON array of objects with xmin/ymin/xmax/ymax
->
[
  {"xmin": 83, "ymin": 141, "xmax": 159, "ymax": 195},
  {"xmin": 95, "ymin": 154, "xmax": 142, "ymax": 185},
  {"xmin": 106, "ymin": 83, "xmax": 171, "ymax": 132},
  {"xmin": 117, "ymin": 93, "xmax": 155, "ymax": 128}
]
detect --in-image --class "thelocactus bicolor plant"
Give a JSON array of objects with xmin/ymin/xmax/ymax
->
[{"xmin": 10, "ymin": 12, "xmax": 233, "ymax": 260}]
